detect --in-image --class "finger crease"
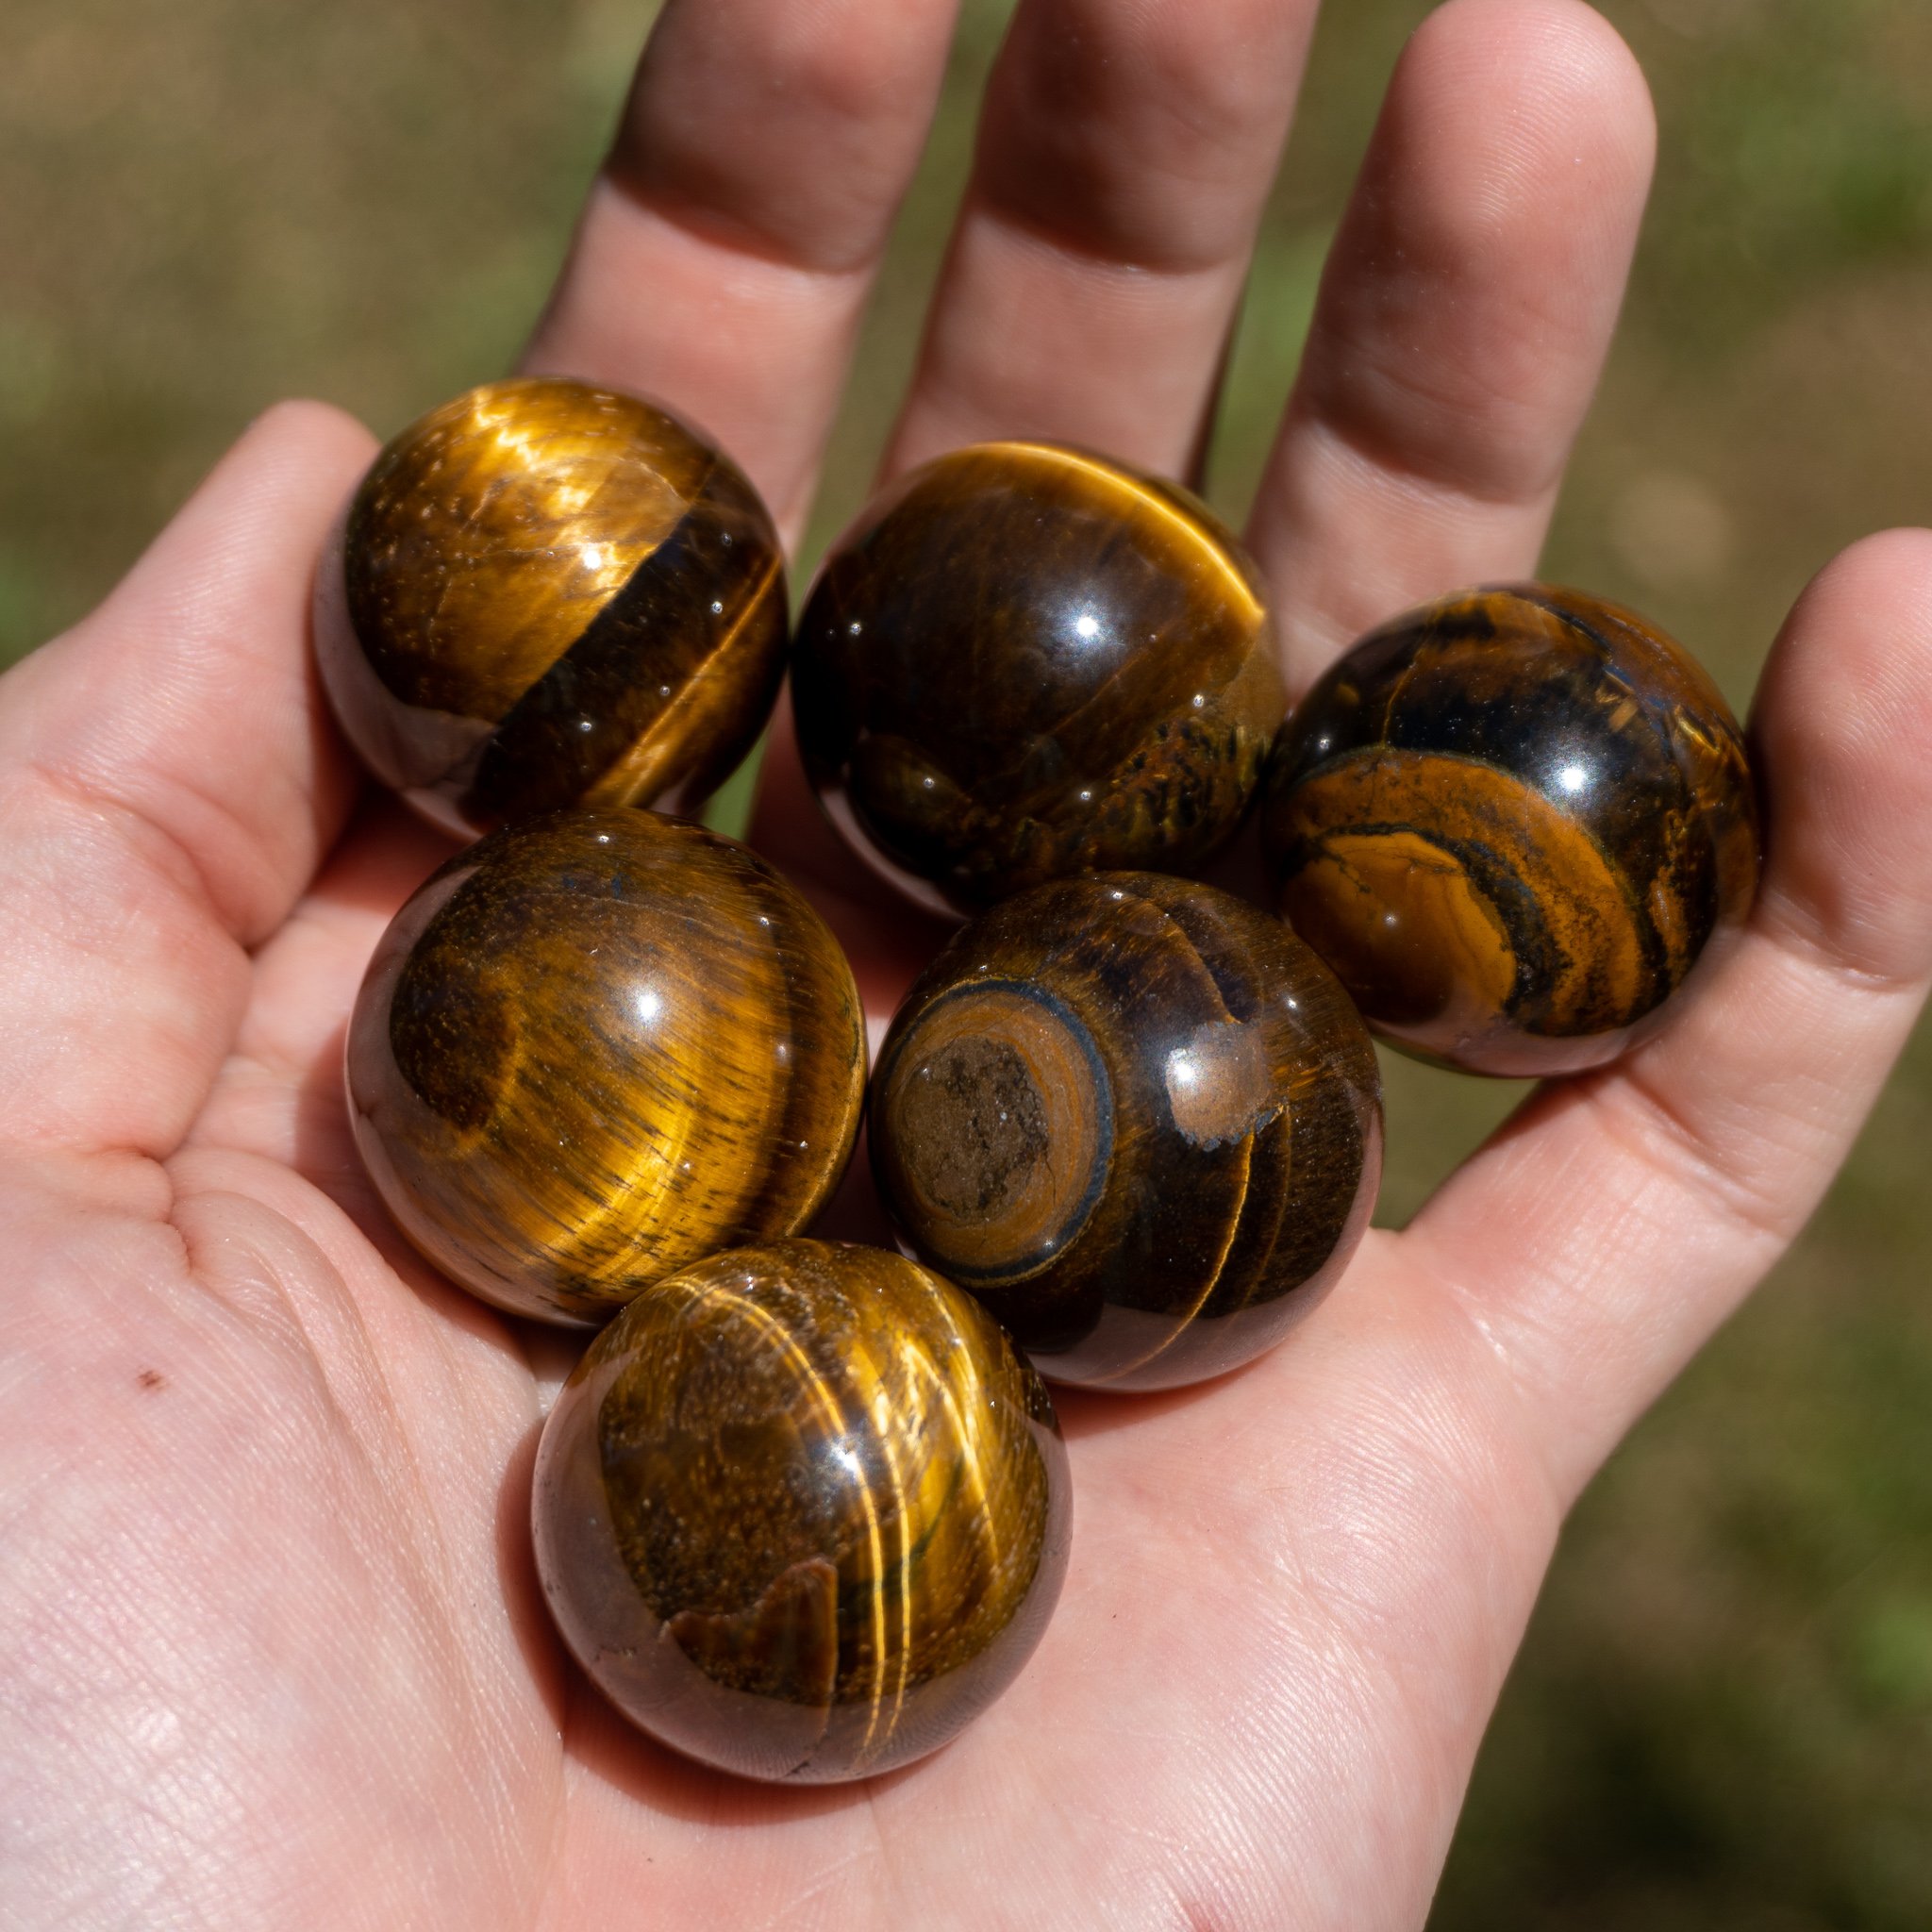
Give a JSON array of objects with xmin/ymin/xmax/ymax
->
[
  {"xmin": 966, "ymin": 188, "xmax": 1254, "ymax": 286},
  {"xmin": 1292, "ymin": 388, "xmax": 1563, "ymax": 518},
  {"xmin": 1581, "ymin": 1061, "xmax": 1800, "ymax": 1252},
  {"xmin": 1752, "ymin": 882, "xmax": 1932, "ymax": 1002},
  {"xmin": 1391, "ymin": 1229, "xmax": 1572, "ymax": 1526},
  {"xmin": 597, "ymin": 161, "xmax": 889, "ymax": 285},
  {"xmin": 18, "ymin": 755, "xmax": 271, "ymax": 952}
]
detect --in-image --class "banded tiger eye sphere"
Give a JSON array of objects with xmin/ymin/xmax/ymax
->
[
  {"xmin": 532, "ymin": 1240, "xmax": 1072, "ymax": 1784},
  {"xmin": 791, "ymin": 441, "xmax": 1285, "ymax": 916},
  {"xmin": 1261, "ymin": 585, "xmax": 1760, "ymax": 1077},
  {"xmin": 869, "ymin": 874, "xmax": 1382, "ymax": 1391},
  {"xmin": 316, "ymin": 375, "xmax": 786, "ymax": 836},
  {"xmin": 346, "ymin": 809, "xmax": 865, "ymax": 1325}
]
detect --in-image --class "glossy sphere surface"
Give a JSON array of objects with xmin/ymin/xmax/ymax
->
[
  {"xmin": 870, "ymin": 874, "xmax": 1382, "ymax": 1391},
  {"xmin": 317, "ymin": 375, "xmax": 786, "ymax": 836},
  {"xmin": 347, "ymin": 810, "xmax": 865, "ymax": 1325},
  {"xmin": 532, "ymin": 1240, "xmax": 1072, "ymax": 1783},
  {"xmin": 1262, "ymin": 585, "xmax": 1760, "ymax": 1077},
  {"xmin": 791, "ymin": 441, "xmax": 1285, "ymax": 916}
]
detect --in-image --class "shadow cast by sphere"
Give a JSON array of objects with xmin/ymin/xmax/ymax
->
[
  {"xmin": 291, "ymin": 1017, "xmax": 359, "ymax": 1199},
  {"xmin": 1045, "ymin": 1263, "xmax": 1345, "ymax": 1443},
  {"xmin": 496, "ymin": 1411, "xmax": 571, "ymax": 1732},
  {"xmin": 560, "ymin": 1670, "xmax": 933, "ymax": 1831},
  {"xmin": 291, "ymin": 1012, "xmax": 541, "ymax": 1363},
  {"xmin": 1049, "ymin": 1345, "xmax": 1273, "ymax": 1443}
]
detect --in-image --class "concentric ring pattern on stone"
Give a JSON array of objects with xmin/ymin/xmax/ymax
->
[
  {"xmin": 791, "ymin": 441, "xmax": 1285, "ymax": 916},
  {"xmin": 346, "ymin": 809, "xmax": 865, "ymax": 1325},
  {"xmin": 532, "ymin": 1240, "xmax": 1072, "ymax": 1783},
  {"xmin": 316, "ymin": 375, "xmax": 786, "ymax": 835},
  {"xmin": 1260, "ymin": 584, "xmax": 1760, "ymax": 1076},
  {"xmin": 870, "ymin": 874, "xmax": 1382, "ymax": 1391}
]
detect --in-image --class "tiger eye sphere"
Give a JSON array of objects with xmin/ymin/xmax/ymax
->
[
  {"xmin": 869, "ymin": 874, "xmax": 1382, "ymax": 1391},
  {"xmin": 346, "ymin": 808, "xmax": 865, "ymax": 1325},
  {"xmin": 1261, "ymin": 585, "xmax": 1760, "ymax": 1077},
  {"xmin": 532, "ymin": 1239, "xmax": 1071, "ymax": 1784},
  {"xmin": 791, "ymin": 441, "xmax": 1285, "ymax": 916},
  {"xmin": 315, "ymin": 375, "xmax": 787, "ymax": 836}
]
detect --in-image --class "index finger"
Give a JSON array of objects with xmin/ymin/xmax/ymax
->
[{"xmin": 522, "ymin": 0, "xmax": 961, "ymax": 543}]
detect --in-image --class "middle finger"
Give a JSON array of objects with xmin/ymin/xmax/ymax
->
[
  {"xmin": 753, "ymin": 0, "xmax": 1318, "ymax": 902},
  {"xmin": 882, "ymin": 0, "xmax": 1322, "ymax": 482}
]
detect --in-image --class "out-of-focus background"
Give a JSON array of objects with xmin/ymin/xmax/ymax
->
[{"xmin": 4, "ymin": 0, "xmax": 1927, "ymax": 1920}]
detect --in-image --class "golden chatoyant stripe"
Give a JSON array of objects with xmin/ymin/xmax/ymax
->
[
  {"xmin": 1077, "ymin": 885, "xmax": 1255, "ymax": 1385},
  {"xmin": 998, "ymin": 442, "xmax": 1265, "ymax": 625}
]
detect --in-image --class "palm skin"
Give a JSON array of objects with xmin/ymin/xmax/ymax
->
[{"xmin": 5, "ymin": 1, "xmax": 1932, "ymax": 1927}]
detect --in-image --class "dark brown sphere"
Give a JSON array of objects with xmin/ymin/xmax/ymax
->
[
  {"xmin": 316, "ymin": 375, "xmax": 787, "ymax": 837},
  {"xmin": 532, "ymin": 1239, "xmax": 1072, "ymax": 1784},
  {"xmin": 346, "ymin": 809, "xmax": 865, "ymax": 1326},
  {"xmin": 791, "ymin": 441, "xmax": 1285, "ymax": 916},
  {"xmin": 1261, "ymin": 585, "xmax": 1760, "ymax": 1077},
  {"xmin": 869, "ymin": 874, "xmax": 1382, "ymax": 1391}
]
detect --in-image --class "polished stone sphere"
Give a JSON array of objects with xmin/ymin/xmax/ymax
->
[
  {"xmin": 869, "ymin": 874, "xmax": 1382, "ymax": 1390},
  {"xmin": 316, "ymin": 375, "xmax": 787, "ymax": 836},
  {"xmin": 531, "ymin": 1240, "xmax": 1073, "ymax": 1783},
  {"xmin": 791, "ymin": 441, "xmax": 1285, "ymax": 916},
  {"xmin": 1261, "ymin": 585, "xmax": 1760, "ymax": 1076},
  {"xmin": 346, "ymin": 809, "xmax": 865, "ymax": 1325}
]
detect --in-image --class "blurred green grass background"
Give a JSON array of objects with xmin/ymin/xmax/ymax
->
[{"xmin": 5, "ymin": 0, "xmax": 1929, "ymax": 1921}]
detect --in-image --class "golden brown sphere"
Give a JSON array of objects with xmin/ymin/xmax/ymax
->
[
  {"xmin": 1261, "ymin": 585, "xmax": 1760, "ymax": 1077},
  {"xmin": 315, "ymin": 375, "xmax": 787, "ymax": 836},
  {"xmin": 869, "ymin": 874, "xmax": 1382, "ymax": 1391},
  {"xmin": 346, "ymin": 809, "xmax": 865, "ymax": 1325},
  {"xmin": 532, "ymin": 1240, "xmax": 1072, "ymax": 1783},
  {"xmin": 791, "ymin": 441, "xmax": 1285, "ymax": 916}
]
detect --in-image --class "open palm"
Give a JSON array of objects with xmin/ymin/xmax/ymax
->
[{"xmin": 7, "ymin": 1, "xmax": 1932, "ymax": 1926}]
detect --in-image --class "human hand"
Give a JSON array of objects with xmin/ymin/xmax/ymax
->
[{"xmin": 7, "ymin": 2, "xmax": 1932, "ymax": 1927}]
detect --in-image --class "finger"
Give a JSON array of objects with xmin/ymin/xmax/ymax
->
[
  {"xmin": 0, "ymin": 402, "xmax": 375, "ymax": 1158},
  {"xmin": 523, "ymin": 0, "xmax": 960, "ymax": 542},
  {"xmin": 1406, "ymin": 530, "xmax": 1932, "ymax": 1503},
  {"xmin": 1245, "ymin": 0, "xmax": 1656, "ymax": 688},
  {"xmin": 883, "ymin": 0, "xmax": 1318, "ymax": 481}
]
